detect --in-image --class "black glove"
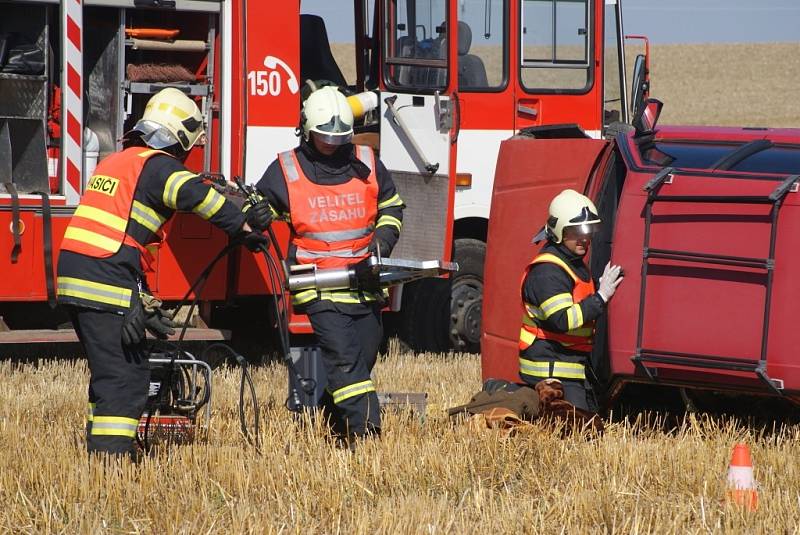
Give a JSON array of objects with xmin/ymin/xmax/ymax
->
[
  {"xmin": 368, "ymin": 236, "xmax": 392, "ymax": 258},
  {"xmin": 240, "ymin": 231, "xmax": 270, "ymax": 252},
  {"xmin": 352, "ymin": 257, "xmax": 381, "ymax": 292},
  {"xmin": 121, "ymin": 297, "xmax": 147, "ymax": 346},
  {"xmin": 121, "ymin": 293, "xmax": 176, "ymax": 345},
  {"xmin": 245, "ymin": 199, "xmax": 272, "ymax": 232},
  {"xmin": 141, "ymin": 293, "xmax": 176, "ymax": 340}
]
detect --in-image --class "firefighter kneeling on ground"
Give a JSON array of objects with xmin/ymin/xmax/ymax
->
[
  {"xmin": 246, "ymin": 85, "xmax": 405, "ymax": 446},
  {"xmin": 57, "ymin": 88, "xmax": 268, "ymax": 459},
  {"xmin": 519, "ymin": 189, "xmax": 624, "ymax": 414}
]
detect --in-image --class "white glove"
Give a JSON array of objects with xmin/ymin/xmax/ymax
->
[{"xmin": 597, "ymin": 262, "xmax": 624, "ymax": 303}]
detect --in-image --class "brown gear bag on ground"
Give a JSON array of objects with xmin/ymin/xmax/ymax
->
[
  {"xmin": 447, "ymin": 385, "xmax": 540, "ymax": 437},
  {"xmin": 447, "ymin": 385, "xmax": 540, "ymax": 421},
  {"xmin": 448, "ymin": 379, "xmax": 604, "ymax": 436}
]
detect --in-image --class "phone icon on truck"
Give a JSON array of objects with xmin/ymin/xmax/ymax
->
[{"xmin": 247, "ymin": 55, "xmax": 299, "ymax": 97}]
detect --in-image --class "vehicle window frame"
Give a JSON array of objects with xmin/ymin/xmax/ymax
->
[
  {"xmin": 621, "ymin": 137, "xmax": 800, "ymax": 179},
  {"xmin": 457, "ymin": 0, "xmax": 510, "ymax": 94},
  {"xmin": 518, "ymin": 0, "xmax": 595, "ymax": 95},
  {"xmin": 382, "ymin": 0, "xmax": 451, "ymax": 95}
]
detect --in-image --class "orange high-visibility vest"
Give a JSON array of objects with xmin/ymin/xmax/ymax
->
[
  {"xmin": 280, "ymin": 145, "xmax": 378, "ymax": 270},
  {"xmin": 61, "ymin": 148, "xmax": 165, "ymax": 260},
  {"xmin": 519, "ymin": 253, "xmax": 596, "ymax": 353}
]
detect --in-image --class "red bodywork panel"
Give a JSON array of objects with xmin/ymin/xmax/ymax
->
[
  {"xmin": 482, "ymin": 126, "xmax": 800, "ymax": 400},
  {"xmin": 481, "ymin": 137, "xmax": 609, "ymax": 382},
  {"xmin": 144, "ymin": 215, "xmax": 229, "ymax": 300},
  {"xmin": 609, "ymin": 130, "xmax": 800, "ymax": 396}
]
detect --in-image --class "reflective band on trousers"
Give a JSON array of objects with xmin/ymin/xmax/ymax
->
[
  {"xmin": 295, "ymin": 246, "xmax": 369, "ymax": 259},
  {"xmin": 90, "ymin": 416, "xmax": 139, "ymax": 438},
  {"xmin": 87, "ymin": 402, "xmax": 96, "ymax": 422},
  {"xmin": 57, "ymin": 276, "xmax": 133, "ymax": 308},
  {"xmin": 302, "ymin": 226, "xmax": 373, "ymax": 242},
  {"xmin": 331, "ymin": 379, "xmax": 376, "ymax": 404},
  {"xmin": 519, "ymin": 358, "xmax": 586, "ymax": 380}
]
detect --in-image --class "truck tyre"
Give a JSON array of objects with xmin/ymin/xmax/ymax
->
[
  {"xmin": 448, "ymin": 238, "xmax": 484, "ymax": 353},
  {"xmin": 400, "ymin": 277, "xmax": 451, "ymax": 353}
]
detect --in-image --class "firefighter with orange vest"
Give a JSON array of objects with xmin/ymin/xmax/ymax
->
[
  {"xmin": 249, "ymin": 86, "xmax": 404, "ymax": 444},
  {"xmin": 519, "ymin": 189, "xmax": 624, "ymax": 412},
  {"xmin": 57, "ymin": 88, "xmax": 268, "ymax": 458}
]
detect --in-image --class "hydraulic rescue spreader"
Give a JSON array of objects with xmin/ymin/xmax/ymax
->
[{"xmin": 287, "ymin": 256, "xmax": 459, "ymax": 294}]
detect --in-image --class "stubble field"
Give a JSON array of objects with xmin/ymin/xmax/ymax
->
[
  {"xmin": 3, "ymin": 347, "xmax": 800, "ymax": 533},
  {"xmin": 4, "ymin": 43, "xmax": 800, "ymax": 533}
]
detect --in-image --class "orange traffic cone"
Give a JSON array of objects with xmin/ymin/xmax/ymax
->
[{"xmin": 726, "ymin": 443, "xmax": 758, "ymax": 511}]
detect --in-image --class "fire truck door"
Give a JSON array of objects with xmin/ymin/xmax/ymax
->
[{"xmin": 379, "ymin": 0, "xmax": 458, "ymax": 262}]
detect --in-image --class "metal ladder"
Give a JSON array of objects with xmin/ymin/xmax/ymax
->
[{"xmin": 632, "ymin": 167, "xmax": 800, "ymax": 395}]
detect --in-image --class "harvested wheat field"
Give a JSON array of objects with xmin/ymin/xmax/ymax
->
[{"xmin": 1, "ymin": 342, "xmax": 799, "ymax": 533}]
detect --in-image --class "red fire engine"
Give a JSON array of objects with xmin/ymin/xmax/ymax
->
[{"xmin": 0, "ymin": 0, "xmax": 631, "ymax": 350}]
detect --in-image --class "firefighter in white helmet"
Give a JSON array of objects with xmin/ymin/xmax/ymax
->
[
  {"xmin": 248, "ymin": 85, "xmax": 405, "ymax": 447},
  {"xmin": 57, "ymin": 88, "xmax": 267, "ymax": 459},
  {"xmin": 518, "ymin": 189, "xmax": 624, "ymax": 413}
]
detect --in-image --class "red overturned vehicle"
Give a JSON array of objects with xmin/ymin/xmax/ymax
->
[{"xmin": 481, "ymin": 82, "xmax": 800, "ymax": 409}]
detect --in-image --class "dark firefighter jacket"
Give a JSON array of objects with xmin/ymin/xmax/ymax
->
[
  {"xmin": 57, "ymin": 150, "xmax": 246, "ymax": 314},
  {"xmin": 520, "ymin": 242, "xmax": 606, "ymax": 366},
  {"xmin": 255, "ymin": 140, "xmax": 405, "ymax": 314}
]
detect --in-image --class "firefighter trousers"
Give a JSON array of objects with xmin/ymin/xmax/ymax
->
[
  {"xmin": 520, "ymin": 358, "xmax": 598, "ymax": 412},
  {"xmin": 308, "ymin": 306, "xmax": 383, "ymax": 438},
  {"xmin": 68, "ymin": 307, "xmax": 150, "ymax": 457}
]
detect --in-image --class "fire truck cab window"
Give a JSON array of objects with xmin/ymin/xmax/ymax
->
[
  {"xmin": 384, "ymin": 0, "xmax": 449, "ymax": 92},
  {"xmin": 299, "ymin": 14, "xmax": 349, "ymax": 88},
  {"xmin": 520, "ymin": 0, "xmax": 592, "ymax": 93},
  {"xmin": 456, "ymin": 0, "xmax": 507, "ymax": 91}
]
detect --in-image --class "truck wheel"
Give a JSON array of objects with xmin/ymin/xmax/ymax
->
[
  {"xmin": 398, "ymin": 238, "xmax": 485, "ymax": 353},
  {"xmin": 400, "ymin": 277, "xmax": 451, "ymax": 353},
  {"xmin": 448, "ymin": 238, "xmax": 485, "ymax": 353}
]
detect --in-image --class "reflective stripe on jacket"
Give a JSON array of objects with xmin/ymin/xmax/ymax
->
[
  {"xmin": 518, "ymin": 252, "xmax": 596, "ymax": 353},
  {"xmin": 60, "ymin": 148, "xmax": 166, "ymax": 259},
  {"xmin": 280, "ymin": 145, "xmax": 379, "ymax": 271}
]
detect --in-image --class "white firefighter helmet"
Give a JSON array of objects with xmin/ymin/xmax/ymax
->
[
  {"xmin": 301, "ymin": 85, "xmax": 354, "ymax": 145},
  {"xmin": 130, "ymin": 88, "xmax": 205, "ymax": 152},
  {"xmin": 533, "ymin": 189, "xmax": 601, "ymax": 243}
]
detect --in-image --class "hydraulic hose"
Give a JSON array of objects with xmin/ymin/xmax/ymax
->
[
  {"xmin": 201, "ymin": 342, "xmax": 260, "ymax": 450},
  {"xmin": 231, "ymin": 176, "xmax": 315, "ymax": 410},
  {"xmin": 257, "ymin": 240, "xmax": 314, "ymax": 411}
]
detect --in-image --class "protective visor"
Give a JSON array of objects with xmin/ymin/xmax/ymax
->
[
  {"xmin": 310, "ymin": 114, "xmax": 353, "ymax": 146},
  {"xmin": 311, "ymin": 130, "xmax": 353, "ymax": 146},
  {"xmin": 128, "ymin": 119, "xmax": 181, "ymax": 150},
  {"xmin": 562, "ymin": 223, "xmax": 600, "ymax": 240}
]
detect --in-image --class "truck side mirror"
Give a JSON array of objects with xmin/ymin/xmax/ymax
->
[
  {"xmin": 633, "ymin": 98, "xmax": 664, "ymax": 134},
  {"xmin": 629, "ymin": 54, "xmax": 648, "ymax": 121}
]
